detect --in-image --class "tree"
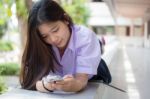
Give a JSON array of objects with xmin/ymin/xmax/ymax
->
[
  {"xmin": 61, "ymin": 0, "xmax": 90, "ymax": 25},
  {"xmin": 15, "ymin": 0, "xmax": 33, "ymax": 49}
]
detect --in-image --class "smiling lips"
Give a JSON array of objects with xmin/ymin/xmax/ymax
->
[{"xmin": 55, "ymin": 40, "xmax": 62, "ymax": 46}]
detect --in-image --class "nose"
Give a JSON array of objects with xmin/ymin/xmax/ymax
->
[{"xmin": 49, "ymin": 35, "xmax": 58, "ymax": 45}]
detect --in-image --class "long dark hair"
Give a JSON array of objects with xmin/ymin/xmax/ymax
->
[{"xmin": 20, "ymin": 0, "xmax": 73, "ymax": 90}]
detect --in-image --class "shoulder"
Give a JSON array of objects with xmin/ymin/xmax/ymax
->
[
  {"xmin": 73, "ymin": 25, "xmax": 97, "ymax": 48},
  {"xmin": 73, "ymin": 25, "xmax": 93, "ymax": 40}
]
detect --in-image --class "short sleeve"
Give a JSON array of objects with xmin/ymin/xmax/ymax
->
[{"xmin": 76, "ymin": 30, "xmax": 101, "ymax": 75}]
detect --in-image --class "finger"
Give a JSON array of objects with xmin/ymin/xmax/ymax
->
[
  {"xmin": 55, "ymin": 80, "xmax": 65, "ymax": 85},
  {"xmin": 52, "ymin": 83, "xmax": 63, "ymax": 91},
  {"xmin": 63, "ymin": 74, "xmax": 73, "ymax": 79},
  {"xmin": 46, "ymin": 82, "xmax": 55, "ymax": 90}
]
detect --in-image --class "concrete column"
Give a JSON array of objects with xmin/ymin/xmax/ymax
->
[
  {"xmin": 144, "ymin": 22, "xmax": 148, "ymax": 47},
  {"xmin": 144, "ymin": 21, "xmax": 150, "ymax": 48},
  {"xmin": 130, "ymin": 20, "xmax": 134, "ymax": 36},
  {"xmin": 148, "ymin": 21, "xmax": 150, "ymax": 37},
  {"xmin": 148, "ymin": 21, "xmax": 150, "ymax": 48}
]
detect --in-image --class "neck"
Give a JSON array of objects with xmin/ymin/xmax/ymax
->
[{"xmin": 58, "ymin": 48, "xmax": 65, "ymax": 58}]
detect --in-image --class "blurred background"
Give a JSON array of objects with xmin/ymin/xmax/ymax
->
[{"xmin": 0, "ymin": 0, "xmax": 150, "ymax": 99}]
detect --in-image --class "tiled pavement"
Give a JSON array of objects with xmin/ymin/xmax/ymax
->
[{"xmin": 108, "ymin": 45, "xmax": 150, "ymax": 99}]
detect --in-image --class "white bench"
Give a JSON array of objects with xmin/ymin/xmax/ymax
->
[
  {"xmin": 0, "ymin": 82, "xmax": 127, "ymax": 99},
  {"xmin": 0, "ymin": 83, "xmax": 99, "ymax": 99},
  {"xmin": 0, "ymin": 36, "xmax": 126, "ymax": 99}
]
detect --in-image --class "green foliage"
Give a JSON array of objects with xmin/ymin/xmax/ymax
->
[
  {"xmin": 61, "ymin": 0, "xmax": 90, "ymax": 25},
  {"xmin": 0, "ymin": 62, "xmax": 20, "ymax": 75},
  {"xmin": 0, "ymin": 40, "xmax": 14, "ymax": 51},
  {"xmin": 0, "ymin": 77, "xmax": 7, "ymax": 94},
  {"xmin": 16, "ymin": 0, "xmax": 28, "ymax": 20},
  {"xmin": 0, "ymin": 70, "xmax": 7, "ymax": 94},
  {"xmin": 0, "ymin": 24, "xmax": 7, "ymax": 39},
  {"xmin": 0, "ymin": 0, "xmax": 14, "ymax": 38}
]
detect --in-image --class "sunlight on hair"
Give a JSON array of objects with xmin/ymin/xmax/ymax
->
[{"xmin": 123, "ymin": 46, "xmax": 140, "ymax": 99}]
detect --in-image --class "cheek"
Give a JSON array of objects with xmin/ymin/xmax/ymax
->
[
  {"xmin": 62, "ymin": 32, "xmax": 69, "ymax": 42},
  {"xmin": 43, "ymin": 38, "xmax": 52, "ymax": 44},
  {"xmin": 45, "ymin": 39, "xmax": 49, "ymax": 43},
  {"xmin": 58, "ymin": 31, "xmax": 66, "ymax": 39},
  {"xmin": 43, "ymin": 39, "xmax": 49, "ymax": 44},
  {"xmin": 63, "ymin": 29, "xmax": 70, "ymax": 38},
  {"xmin": 59, "ymin": 27, "xmax": 70, "ymax": 41},
  {"xmin": 66, "ymin": 31, "xmax": 71, "ymax": 40}
]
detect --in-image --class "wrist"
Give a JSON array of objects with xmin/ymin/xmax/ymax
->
[
  {"xmin": 36, "ymin": 80, "xmax": 53, "ymax": 92},
  {"xmin": 42, "ymin": 80, "xmax": 53, "ymax": 92},
  {"xmin": 74, "ymin": 80, "xmax": 87, "ymax": 92},
  {"xmin": 36, "ymin": 81, "xmax": 47, "ymax": 92}
]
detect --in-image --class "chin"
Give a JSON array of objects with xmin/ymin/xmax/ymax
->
[{"xmin": 58, "ymin": 45, "xmax": 65, "ymax": 49}]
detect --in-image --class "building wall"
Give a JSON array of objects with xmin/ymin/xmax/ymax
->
[{"xmin": 116, "ymin": 26, "xmax": 126, "ymax": 36}]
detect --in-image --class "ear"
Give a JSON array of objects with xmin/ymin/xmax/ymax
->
[
  {"xmin": 63, "ymin": 13, "xmax": 69, "ymax": 24},
  {"xmin": 64, "ymin": 21, "xmax": 69, "ymax": 25}
]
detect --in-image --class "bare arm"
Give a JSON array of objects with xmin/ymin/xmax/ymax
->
[
  {"xmin": 53, "ymin": 73, "xmax": 89, "ymax": 92},
  {"xmin": 36, "ymin": 73, "xmax": 89, "ymax": 92},
  {"xmin": 73, "ymin": 73, "xmax": 89, "ymax": 91}
]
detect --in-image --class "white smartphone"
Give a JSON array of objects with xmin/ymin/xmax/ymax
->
[{"xmin": 43, "ymin": 75, "xmax": 63, "ymax": 83}]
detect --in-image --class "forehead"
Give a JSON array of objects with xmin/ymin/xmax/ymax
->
[
  {"xmin": 39, "ymin": 21, "xmax": 59, "ymax": 29},
  {"xmin": 38, "ymin": 21, "xmax": 61, "ymax": 34}
]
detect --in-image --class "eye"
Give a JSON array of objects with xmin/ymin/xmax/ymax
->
[
  {"xmin": 52, "ymin": 28, "xmax": 59, "ymax": 33},
  {"xmin": 42, "ymin": 35, "xmax": 47, "ymax": 39}
]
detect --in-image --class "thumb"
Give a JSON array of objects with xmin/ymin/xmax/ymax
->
[{"xmin": 63, "ymin": 74, "xmax": 73, "ymax": 79}]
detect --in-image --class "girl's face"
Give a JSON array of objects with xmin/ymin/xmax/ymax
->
[{"xmin": 38, "ymin": 21, "xmax": 71, "ymax": 50}]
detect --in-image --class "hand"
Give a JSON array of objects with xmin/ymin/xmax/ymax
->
[
  {"xmin": 51, "ymin": 74, "xmax": 76, "ymax": 92},
  {"xmin": 36, "ymin": 80, "xmax": 55, "ymax": 92},
  {"xmin": 36, "ymin": 73, "xmax": 88, "ymax": 92}
]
